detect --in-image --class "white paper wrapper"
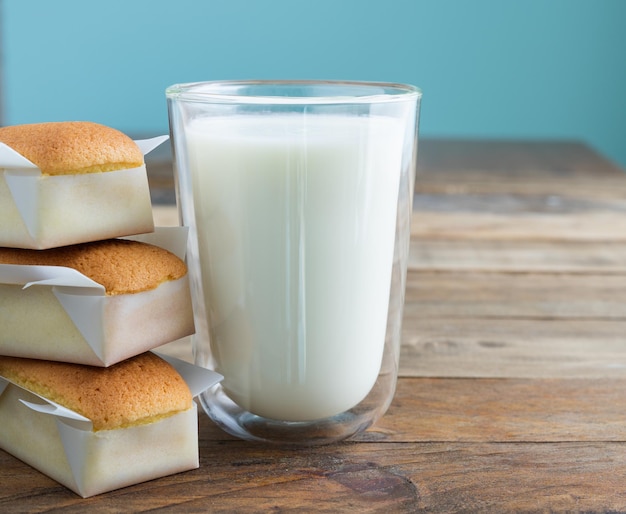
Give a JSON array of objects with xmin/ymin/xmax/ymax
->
[
  {"xmin": 0, "ymin": 353, "xmax": 223, "ymax": 498},
  {"xmin": 0, "ymin": 227, "xmax": 195, "ymax": 366},
  {"xmin": 0, "ymin": 135, "xmax": 167, "ymax": 250}
]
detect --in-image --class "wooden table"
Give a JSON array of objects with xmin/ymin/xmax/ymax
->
[{"xmin": 3, "ymin": 138, "xmax": 626, "ymax": 512}]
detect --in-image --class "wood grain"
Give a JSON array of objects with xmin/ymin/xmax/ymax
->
[
  {"xmin": 366, "ymin": 378, "xmax": 626, "ymax": 443},
  {"xmin": 416, "ymin": 139, "xmax": 624, "ymax": 178},
  {"xmin": 410, "ymin": 239, "xmax": 626, "ymax": 273},
  {"xmin": 400, "ymin": 317, "xmax": 626, "ymax": 378},
  {"xmin": 411, "ymin": 210, "xmax": 626, "ymax": 242},
  {"xmin": 4, "ymin": 139, "xmax": 626, "ymax": 512},
  {"xmin": 3, "ymin": 414, "xmax": 626, "ymax": 512},
  {"xmin": 405, "ymin": 270, "xmax": 626, "ymax": 319}
]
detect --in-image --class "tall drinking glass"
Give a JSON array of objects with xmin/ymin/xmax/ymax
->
[{"xmin": 166, "ymin": 80, "xmax": 421, "ymax": 445}]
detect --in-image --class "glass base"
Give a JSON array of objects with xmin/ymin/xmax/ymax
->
[{"xmin": 198, "ymin": 382, "xmax": 385, "ymax": 446}]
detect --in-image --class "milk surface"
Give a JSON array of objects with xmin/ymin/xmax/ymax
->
[{"xmin": 186, "ymin": 113, "xmax": 403, "ymax": 421}]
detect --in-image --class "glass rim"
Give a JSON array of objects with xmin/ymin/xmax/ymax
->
[{"xmin": 165, "ymin": 79, "xmax": 422, "ymax": 105}]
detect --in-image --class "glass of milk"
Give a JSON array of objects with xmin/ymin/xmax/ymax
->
[{"xmin": 166, "ymin": 80, "xmax": 421, "ymax": 445}]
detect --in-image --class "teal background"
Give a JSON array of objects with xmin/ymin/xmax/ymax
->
[{"xmin": 1, "ymin": 0, "xmax": 625, "ymax": 167}]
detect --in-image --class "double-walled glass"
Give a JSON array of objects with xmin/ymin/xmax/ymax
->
[{"xmin": 166, "ymin": 80, "xmax": 421, "ymax": 445}]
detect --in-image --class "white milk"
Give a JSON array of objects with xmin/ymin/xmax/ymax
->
[{"xmin": 186, "ymin": 113, "xmax": 403, "ymax": 421}]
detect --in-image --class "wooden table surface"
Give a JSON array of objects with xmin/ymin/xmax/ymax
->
[{"xmin": 3, "ymin": 138, "xmax": 626, "ymax": 512}]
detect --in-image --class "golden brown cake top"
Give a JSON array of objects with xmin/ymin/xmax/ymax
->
[
  {"xmin": 0, "ymin": 121, "xmax": 144, "ymax": 175},
  {"xmin": 0, "ymin": 352, "xmax": 193, "ymax": 431},
  {"xmin": 0, "ymin": 239, "xmax": 187, "ymax": 295}
]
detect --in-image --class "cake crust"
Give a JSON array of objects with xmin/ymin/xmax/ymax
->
[
  {"xmin": 0, "ymin": 121, "xmax": 144, "ymax": 175},
  {"xmin": 0, "ymin": 239, "xmax": 187, "ymax": 295},
  {"xmin": 0, "ymin": 352, "xmax": 193, "ymax": 431}
]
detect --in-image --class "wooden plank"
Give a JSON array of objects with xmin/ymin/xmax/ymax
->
[
  {"xmin": 412, "ymin": 210, "xmax": 626, "ymax": 242},
  {"xmin": 414, "ymin": 189, "xmax": 626, "ymax": 215},
  {"xmin": 405, "ymin": 270, "xmax": 626, "ymax": 319},
  {"xmin": 413, "ymin": 142, "xmax": 626, "ymax": 242},
  {"xmin": 400, "ymin": 318, "xmax": 626, "ymax": 379},
  {"xmin": 410, "ymin": 239, "xmax": 626, "ymax": 273},
  {"xmin": 416, "ymin": 173, "xmax": 626, "ymax": 198},
  {"xmin": 360, "ymin": 377, "xmax": 626, "ymax": 443},
  {"xmin": 417, "ymin": 138, "xmax": 625, "ymax": 178},
  {"xmin": 108, "ymin": 441, "xmax": 626, "ymax": 512},
  {"xmin": 2, "ymin": 437, "xmax": 626, "ymax": 512}
]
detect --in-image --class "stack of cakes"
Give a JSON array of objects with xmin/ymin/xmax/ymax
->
[{"xmin": 0, "ymin": 121, "xmax": 218, "ymax": 497}]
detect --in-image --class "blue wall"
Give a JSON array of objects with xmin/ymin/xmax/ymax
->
[{"xmin": 2, "ymin": 0, "xmax": 626, "ymax": 167}]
